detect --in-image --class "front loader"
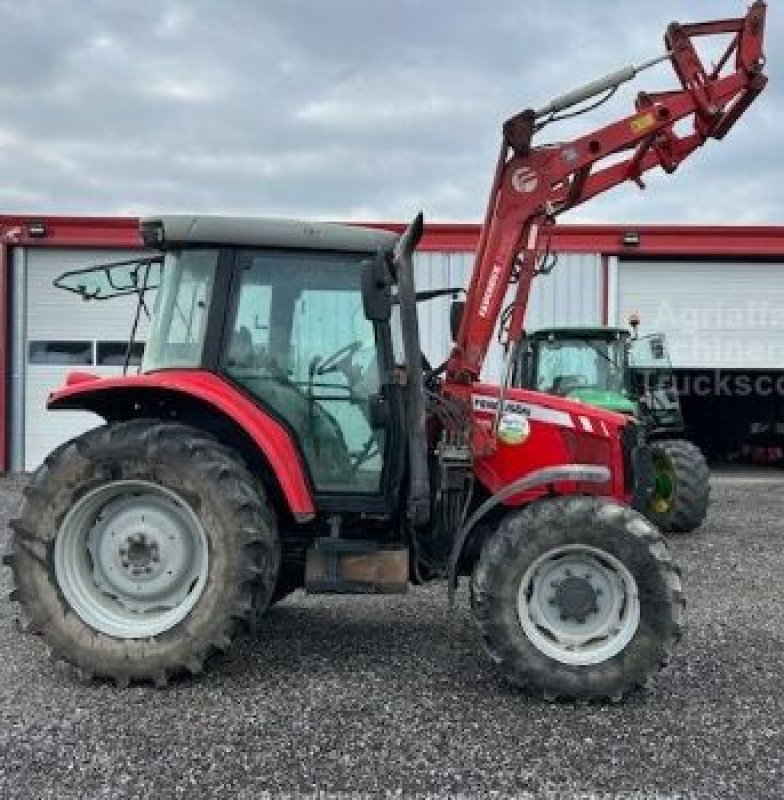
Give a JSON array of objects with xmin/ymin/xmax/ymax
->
[
  {"xmin": 513, "ymin": 325, "xmax": 710, "ymax": 533},
  {"xmin": 4, "ymin": 3, "xmax": 767, "ymax": 700}
]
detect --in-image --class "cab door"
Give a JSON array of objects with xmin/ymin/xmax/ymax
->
[{"xmin": 222, "ymin": 248, "xmax": 401, "ymax": 510}]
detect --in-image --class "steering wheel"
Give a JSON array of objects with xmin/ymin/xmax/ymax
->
[
  {"xmin": 315, "ymin": 340, "xmax": 363, "ymax": 377},
  {"xmin": 552, "ymin": 374, "xmax": 589, "ymax": 395}
]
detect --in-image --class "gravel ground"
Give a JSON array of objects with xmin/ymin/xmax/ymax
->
[{"xmin": 0, "ymin": 475, "xmax": 782, "ymax": 800}]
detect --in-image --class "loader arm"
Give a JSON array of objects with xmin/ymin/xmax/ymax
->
[{"xmin": 447, "ymin": 1, "xmax": 767, "ymax": 386}]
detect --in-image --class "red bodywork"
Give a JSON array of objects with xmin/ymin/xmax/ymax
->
[{"xmin": 470, "ymin": 384, "xmax": 629, "ymax": 504}]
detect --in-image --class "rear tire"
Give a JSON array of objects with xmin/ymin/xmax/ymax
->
[
  {"xmin": 4, "ymin": 420, "xmax": 279, "ymax": 686},
  {"xmin": 471, "ymin": 496, "xmax": 683, "ymax": 701},
  {"xmin": 647, "ymin": 439, "xmax": 710, "ymax": 534}
]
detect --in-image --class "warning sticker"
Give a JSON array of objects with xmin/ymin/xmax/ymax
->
[{"xmin": 630, "ymin": 112, "xmax": 656, "ymax": 134}]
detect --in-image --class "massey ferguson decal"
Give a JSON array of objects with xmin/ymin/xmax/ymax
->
[{"xmin": 473, "ymin": 395, "xmax": 575, "ymax": 430}]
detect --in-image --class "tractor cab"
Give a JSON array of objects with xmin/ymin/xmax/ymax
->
[
  {"xmin": 54, "ymin": 216, "xmax": 408, "ymax": 510},
  {"xmin": 514, "ymin": 327, "xmax": 636, "ymax": 414},
  {"xmin": 515, "ymin": 326, "xmax": 685, "ymax": 435}
]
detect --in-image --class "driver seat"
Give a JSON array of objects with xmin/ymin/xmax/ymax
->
[{"xmin": 228, "ymin": 326, "xmax": 254, "ymax": 368}]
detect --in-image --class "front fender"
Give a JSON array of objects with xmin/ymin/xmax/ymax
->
[
  {"xmin": 48, "ymin": 371, "xmax": 316, "ymax": 521},
  {"xmin": 447, "ymin": 464, "xmax": 611, "ymax": 599}
]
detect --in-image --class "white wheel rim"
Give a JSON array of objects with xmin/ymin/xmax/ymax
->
[
  {"xmin": 54, "ymin": 480, "xmax": 209, "ymax": 639},
  {"xmin": 517, "ymin": 544, "xmax": 640, "ymax": 666}
]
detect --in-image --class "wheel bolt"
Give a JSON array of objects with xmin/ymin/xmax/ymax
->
[
  {"xmin": 595, "ymin": 588, "xmax": 603, "ymax": 596},
  {"xmin": 548, "ymin": 597, "xmax": 557, "ymax": 606},
  {"xmin": 564, "ymin": 569, "xmax": 572, "ymax": 577},
  {"xmin": 121, "ymin": 558, "xmax": 129, "ymax": 568},
  {"xmin": 144, "ymin": 565, "xmax": 153, "ymax": 574}
]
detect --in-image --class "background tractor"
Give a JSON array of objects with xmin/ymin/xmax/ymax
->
[
  {"xmin": 512, "ymin": 325, "xmax": 710, "ymax": 533},
  {"xmin": 4, "ymin": 3, "xmax": 767, "ymax": 699}
]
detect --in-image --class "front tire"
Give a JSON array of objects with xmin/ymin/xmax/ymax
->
[
  {"xmin": 471, "ymin": 496, "xmax": 683, "ymax": 701},
  {"xmin": 5, "ymin": 420, "xmax": 279, "ymax": 686},
  {"xmin": 647, "ymin": 439, "xmax": 710, "ymax": 534}
]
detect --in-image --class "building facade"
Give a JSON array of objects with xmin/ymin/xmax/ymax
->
[{"xmin": 3, "ymin": 215, "xmax": 784, "ymax": 470}]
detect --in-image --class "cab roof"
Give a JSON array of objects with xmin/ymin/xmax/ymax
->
[
  {"xmin": 528, "ymin": 326, "xmax": 631, "ymax": 341},
  {"xmin": 141, "ymin": 215, "xmax": 400, "ymax": 254}
]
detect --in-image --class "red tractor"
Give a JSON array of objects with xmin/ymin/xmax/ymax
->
[{"xmin": 5, "ymin": 4, "xmax": 767, "ymax": 699}]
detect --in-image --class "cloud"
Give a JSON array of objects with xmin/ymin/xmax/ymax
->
[{"xmin": 0, "ymin": 0, "xmax": 778, "ymax": 224}]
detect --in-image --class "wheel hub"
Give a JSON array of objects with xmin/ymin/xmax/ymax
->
[
  {"xmin": 121, "ymin": 533, "xmax": 160, "ymax": 574},
  {"xmin": 552, "ymin": 574, "xmax": 599, "ymax": 622}
]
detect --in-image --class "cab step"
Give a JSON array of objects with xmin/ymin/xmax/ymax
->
[{"xmin": 305, "ymin": 539, "xmax": 408, "ymax": 595}]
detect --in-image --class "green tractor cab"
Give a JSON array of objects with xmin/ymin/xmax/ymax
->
[{"xmin": 513, "ymin": 326, "xmax": 710, "ymax": 534}]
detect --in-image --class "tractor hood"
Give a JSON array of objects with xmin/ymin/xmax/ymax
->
[{"xmin": 562, "ymin": 387, "xmax": 637, "ymax": 415}]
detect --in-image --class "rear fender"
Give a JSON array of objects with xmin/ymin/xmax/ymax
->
[{"xmin": 47, "ymin": 371, "xmax": 316, "ymax": 521}]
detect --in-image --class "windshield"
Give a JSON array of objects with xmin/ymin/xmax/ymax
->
[
  {"xmin": 535, "ymin": 337, "xmax": 626, "ymax": 395},
  {"xmin": 142, "ymin": 249, "xmax": 218, "ymax": 372}
]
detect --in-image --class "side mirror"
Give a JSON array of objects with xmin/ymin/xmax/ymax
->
[
  {"xmin": 361, "ymin": 252, "xmax": 393, "ymax": 321},
  {"xmin": 449, "ymin": 299, "xmax": 465, "ymax": 342},
  {"xmin": 649, "ymin": 336, "xmax": 665, "ymax": 359}
]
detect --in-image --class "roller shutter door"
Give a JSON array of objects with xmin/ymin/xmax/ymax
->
[{"xmin": 616, "ymin": 260, "xmax": 784, "ymax": 369}]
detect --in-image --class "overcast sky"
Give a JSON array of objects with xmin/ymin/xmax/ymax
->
[{"xmin": 0, "ymin": 1, "xmax": 779, "ymax": 225}]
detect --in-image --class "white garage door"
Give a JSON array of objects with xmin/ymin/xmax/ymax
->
[
  {"xmin": 19, "ymin": 247, "xmax": 152, "ymax": 471},
  {"xmin": 616, "ymin": 260, "xmax": 784, "ymax": 369}
]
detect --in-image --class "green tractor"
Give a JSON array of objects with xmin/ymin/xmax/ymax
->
[{"xmin": 513, "ymin": 324, "xmax": 710, "ymax": 533}]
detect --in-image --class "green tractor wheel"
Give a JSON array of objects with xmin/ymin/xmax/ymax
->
[{"xmin": 646, "ymin": 439, "xmax": 710, "ymax": 534}]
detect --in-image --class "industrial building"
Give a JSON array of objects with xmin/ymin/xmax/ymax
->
[{"xmin": 2, "ymin": 215, "xmax": 783, "ymax": 471}]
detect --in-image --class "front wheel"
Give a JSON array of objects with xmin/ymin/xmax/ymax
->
[
  {"xmin": 471, "ymin": 496, "xmax": 683, "ymax": 701},
  {"xmin": 646, "ymin": 439, "xmax": 710, "ymax": 534}
]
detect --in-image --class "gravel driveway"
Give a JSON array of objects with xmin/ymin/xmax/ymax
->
[{"xmin": 0, "ymin": 475, "xmax": 781, "ymax": 799}]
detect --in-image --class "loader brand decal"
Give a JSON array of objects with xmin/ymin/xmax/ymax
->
[
  {"xmin": 511, "ymin": 166, "xmax": 539, "ymax": 193},
  {"xmin": 527, "ymin": 223, "xmax": 540, "ymax": 251},
  {"xmin": 497, "ymin": 412, "xmax": 531, "ymax": 445},
  {"xmin": 561, "ymin": 146, "xmax": 579, "ymax": 164},
  {"xmin": 630, "ymin": 111, "xmax": 656, "ymax": 134},
  {"xmin": 472, "ymin": 395, "xmax": 575, "ymax": 429},
  {"xmin": 478, "ymin": 262, "xmax": 503, "ymax": 318}
]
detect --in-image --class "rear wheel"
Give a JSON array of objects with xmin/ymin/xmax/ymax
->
[
  {"xmin": 471, "ymin": 496, "xmax": 683, "ymax": 701},
  {"xmin": 647, "ymin": 439, "xmax": 710, "ymax": 534},
  {"xmin": 5, "ymin": 420, "xmax": 279, "ymax": 686}
]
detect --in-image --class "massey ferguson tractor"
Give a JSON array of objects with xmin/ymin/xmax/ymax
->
[
  {"xmin": 4, "ymin": 4, "xmax": 767, "ymax": 700},
  {"xmin": 513, "ymin": 324, "xmax": 710, "ymax": 533}
]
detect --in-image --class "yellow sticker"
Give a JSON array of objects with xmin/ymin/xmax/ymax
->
[{"xmin": 630, "ymin": 112, "xmax": 656, "ymax": 134}]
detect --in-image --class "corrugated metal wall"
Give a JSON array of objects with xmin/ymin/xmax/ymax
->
[{"xmin": 413, "ymin": 251, "xmax": 603, "ymax": 381}]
